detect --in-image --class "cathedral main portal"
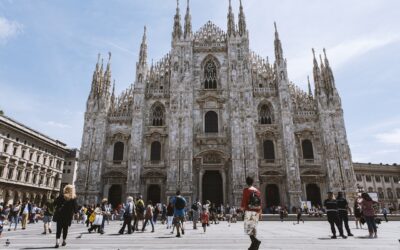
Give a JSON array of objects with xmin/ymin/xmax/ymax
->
[{"xmin": 202, "ymin": 170, "xmax": 223, "ymax": 206}]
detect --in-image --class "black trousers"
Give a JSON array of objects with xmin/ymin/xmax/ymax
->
[
  {"xmin": 56, "ymin": 222, "xmax": 69, "ymax": 240},
  {"xmin": 327, "ymin": 212, "xmax": 343, "ymax": 236},
  {"xmin": 338, "ymin": 211, "xmax": 351, "ymax": 234},
  {"xmin": 119, "ymin": 215, "xmax": 133, "ymax": 234}
]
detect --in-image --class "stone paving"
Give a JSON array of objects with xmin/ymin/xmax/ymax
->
[{"xmin": 0, "ymin": 220, "xmax": 399, "ymax": 249}]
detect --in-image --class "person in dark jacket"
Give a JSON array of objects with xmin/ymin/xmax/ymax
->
[
  {"xmin": 336, "ymin": 192, "xmax": 353, "ymax": 236},
  {"xmin": 53, "ymin": 185, "xmax": 78, "ymax": 248},
  {"xmin": 323, "ymin": 192, "xmax": 347, "ymax": 239},
  {"xmin": 19, "ymin": 199, "xmax": 32, "ymax": 230}
]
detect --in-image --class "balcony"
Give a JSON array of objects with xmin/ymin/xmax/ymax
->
[
  {"xmin": 145, "ymin": 89, "xmax": 170, "ymax": 99},
  {"xmin": 259, "ymin": 159, "xmax": 282, "ymax": 168},
  {"xmin": 194, "ymin": 132, "xmax": 227, "ymax": 145},
  {"xmin": 299, "ymin": 158, "xmax": 321, "ymax": 167},
  {"xmin": 253, "ymin": 87, "xmax": 275, "ymax": 97},
  {"xmin": 144, "ymin": 160, "xmax": 166, "ymax": 168}
]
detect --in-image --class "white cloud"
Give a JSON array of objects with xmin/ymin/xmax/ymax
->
[
  {"xmin": 45, "ymin": 121, "xmax": 71, "ymax": 129},
  {"xmin": 0, "ymin": 16, "xmax": 23, "ymax": 43},
  {"xmin": 376, "ymin": 128, "xmax": 400, "ymax": 145},
  {"xmin": 288, "ymin": 33, "xmax": 400, "ymax": 87}
]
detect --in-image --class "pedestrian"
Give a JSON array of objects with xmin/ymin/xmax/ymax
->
[
  {"xmin": 8, "ymin": 202, "xmax": 21, "ymax": 231},
  {"xmin": 279, "ymin": 206, "xmax": 285, "ymax": 222},
  {"xmin": 88, "ymin": 205, "xmax": 103, "ymax": 234},
  {"xmin": 200, "ymin": 207, "xmax": 209, "ymax": 233},
  {"xmin": 133, "ymin": 196, "xmax": 145, "ymax": 231},
  {"xmin": 19, "ymin": 198, "xmax": 32, "ymax": 230},
  {"xmin": 85, "ymin": 205, "xmax": 93, "ymax": 227},
  {"xmin": 142, "ymin": 200, "xmax": 155, "ymax": 232},
  {"xmin": 353, "ymin": 200, "xmax": 363, "ymax": 229},
  {"xmin": 42, "ymin": 198, "xmax": 54, "ymax": 235},
  {"xmin": 172, "ymin": 190, "xmax": 187, "ymax": 237},
  {"xmin": 161, "ymin": 203, "xmax": 167, "ymax": 225},
  {"xmin": 209, "ymin": 203, "xmax": 218, "ymax": 224},
  {"xmin": 191, "ymin": 198, "xmax": 201, "ymax": 229},
  {"xmin": 119, "ymin": 196, "xmax": 135, "ymax": 234},
  {"xmin": 336, "ymin": 192, "xmax": 353, "ymax": 236},
  {"xmin": 153, "ymin": 203, "xmax": 160, "ymax": 224},
  {"xmin": 382, "ymin": 207, "xmax": 388, "ymax": 222},
  {"xmin": 296, "ymin": 207, "xmax": 304, "ymax": 224},
  {"xmin": 166, "ymin": 202, "xmax": 174, "ymax": 230},
  {"xmin": 0, "ymin": 215, "xmax": 4, "ymax": 237},
  {"xmin": 241, "ymin": 176, "xmax": 262, "ymax": 250},
  {"xmin": 99, "ymin": 198, "xmax": 108, "ymax": 234},
  {"xmin": 81, "ymin": 205, "xmax": 88, "ymax": 224},
  {"xmin": 323, "ymin": 192, "xmax": 347, "ymax": 239},
  {"xmin": 53, "ymin": 184, "xmax": 78, "ymax": 248},
  {"xmin": 359, "ymin": 192, "xmax": 378, "ymax": 238}
]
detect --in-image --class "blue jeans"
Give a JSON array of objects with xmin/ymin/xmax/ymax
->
[
  {"xmin": 9, "ymin": 215, "xmax": 19, "ymax": 230},
  {"xmin": 364, "ymin": 216, "xmax": 377, "ymax": 233}
]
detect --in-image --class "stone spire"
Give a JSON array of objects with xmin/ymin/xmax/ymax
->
[
  {"xmin": 227, "ymin": 0, "xmax": 235, "ymax": 37},
  {"xmin": 183, "ymin": 0, "xmax": 192, "ymax": 39},
  {"xmin": 104, "ymin": 52, "xmax": 112, "ymax": 92},
  {"xmin": 111, "ymin": 80, "xmax": 115, "ymax": 102},
  {"xmin": 274, "ymin": 22, "xmax": 284, "ymax": 63},
  {"xmin": 139, "ymin": 26, "xmax": 147, "ymax": 66},
  {"xmin": 172, "ymin": 0, "xmax": 182, "ymax": 40},
  {"xmin": 307, "ymin": 75, "xmax": 312, "ymax": 96},
  {"xmin": 323, "ymin": 48, "xmax": 335, "ymax": 93},
  {"xmin": 312, "ymin": 48, "xmax": 321, "ymax": 95},
  {"xmin": 91, "ymin": 53, "xmax": 101, "ymax": 94},
  {"xmin": 110, "ymin": 79, "xmax": 116, "ymax": 112},
  {"xmin": 238, "ymin": 0, "xmax": 246, "ymax": 36}
]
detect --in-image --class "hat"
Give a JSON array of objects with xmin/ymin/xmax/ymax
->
[{"xmin": 327, "ymin": 191, "xmax": 333, "ymax": 194}]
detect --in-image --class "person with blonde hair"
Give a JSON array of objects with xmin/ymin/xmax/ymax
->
[
  {"xmin": 53, "ymin": 185, "xmax": 78, "ymax": 248},
  {"xmin": 119, "ymin": 196, "xmax": 135, "ymax": 234}
]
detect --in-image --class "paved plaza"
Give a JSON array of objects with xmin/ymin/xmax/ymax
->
[{"xmin": 0, "ymin": 220, "xmax": 399, "ymax": 249}]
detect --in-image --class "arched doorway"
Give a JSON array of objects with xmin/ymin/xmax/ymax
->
[
  {"xmin": 306, "ymin": 184, "xmax": 321, "ymax": 206},
  {"xmin": 265, "ymin": 184, "xmax": 280, "ymax": 207},
  {"xmin": 108, "ymin": 185, "xmax": 122, "ymax": 208},
  {"xmin": 147, "ymin": 185, "xmax": 161, "ymax": 205},
  {"xmin": 202, "ymin": 171, "xmax": 223, "ymax": 206}
]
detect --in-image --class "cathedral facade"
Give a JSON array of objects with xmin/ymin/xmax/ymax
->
[{"xmin": 75, "ymin": 1, "xmax": 357, "ymax": 209}]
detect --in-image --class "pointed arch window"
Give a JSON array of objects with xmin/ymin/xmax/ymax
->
[
  {"xmin": 259, "ymin": 104, "xmax": 272, "ymax": 124},
  {"xmin": 204, "ymin": 60, "xmax": 217, "ymax": 89},
  {"xmin": 205, "ymin": 111, "xmax": 218, "ymax": 133},
  {"xmin": 150, "ymin": 141, "xmax": 161, "ymax": 162},
  {"xmin": 263, "ymin": 140, "xmax": 275, "ymax": 162},
  {"xmin": 302, "ymin": 139, "xmax": 314, "ymax": 160},
  {"xmin": 151, "ymin": 104, "xmax": 165, "ymax": 126},
  {"xmin": 113, "ymin": 142, "xmax": 124, "ymax": 163}
]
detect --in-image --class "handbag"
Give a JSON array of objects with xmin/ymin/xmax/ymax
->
[
  {"xmin": 93, "ymin": 214, "xmax": 103, "ymax": 226},
  {"xmin": 89, "ymin": 212, "xmax": 96, "ymax": 223}
]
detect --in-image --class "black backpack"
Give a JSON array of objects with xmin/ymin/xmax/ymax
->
[
  {"xmin": 175, "ymin": 196, "xmax": 185, "ymax": 210},
  {"xmin": 191, "ymin": 202, "xmax": 198, "ymax": 211},
  {"xmin": 248, "ymin": 190, "xmax": 261, "ymax": 209}
]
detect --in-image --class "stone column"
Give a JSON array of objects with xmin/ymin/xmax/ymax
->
[
  {"xmin": 220, "ymin": 169, "xmax": 227, "ymax": 205},
  {"xmin": 198, "ymin": 169, "xmax": 204, "ymax": 203}
]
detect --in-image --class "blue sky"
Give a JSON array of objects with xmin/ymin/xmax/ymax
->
[{"xmin": 0, "ymin": 0, "xmax": 399, "ymax": 163}]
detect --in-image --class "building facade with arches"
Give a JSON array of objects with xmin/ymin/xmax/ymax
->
[
  {"xmin": 75, "ymin": 1, "xmax": 358, "ymax": 209},
  {"xmin": 0, "ymin": 115, "xmax": 68, "ymax": 206}
]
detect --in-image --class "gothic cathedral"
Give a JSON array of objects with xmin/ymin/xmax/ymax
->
[{"xmin": 75, "ymin": 0, "xmax": 356, "ymax": 210}]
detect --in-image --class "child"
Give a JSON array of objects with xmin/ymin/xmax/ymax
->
[{"xmin": 200, "ymin": 208, "xmax": 209, "ymax": 233}]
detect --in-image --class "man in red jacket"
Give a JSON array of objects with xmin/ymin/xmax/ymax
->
[{"xmin": 241, "ymin": 176, "xmax": 262, "ymax": 250}]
